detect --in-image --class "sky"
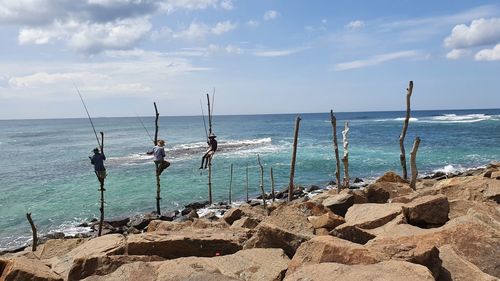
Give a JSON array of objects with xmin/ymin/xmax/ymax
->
[{"xmin": 0, "ymin": 0, "xmax": 499, "ymax": 119}]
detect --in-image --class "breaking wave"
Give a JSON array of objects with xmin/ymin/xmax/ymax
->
[{"xmin": 428, "ymin": 114, "xmax": 492, "ymax": 123}]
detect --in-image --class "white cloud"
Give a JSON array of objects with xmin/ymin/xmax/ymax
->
[
  {"xmin": 446, "ymin": 49, "xmax": 468, "ymax": 60},
  {"xmin": 211, "ymin": 20, "xmax": 237, "ymax": 35},
  {"xmin": 444, "ymin": 18, "xmax": 500, "ymax": 49},
  {"xmin": 334, "ymin": 50, "xmax": 422, "ymax": 71},
  {"xmin": 246, "ymin": 20, "xmax": 259, "ymax": 28},
  {"xmin": 263, "ymin": 10, "xmax": 278, "ymax": 21},
  {"xmin": 225, "ymin": 44, "xmax": 243, "ymax": 54},
  {"xmin": 253, "ymin": 47, "xmax": 306, "ymax": 57},
  {"xmin": 475, "ymin": 44, "xmax": 500, "ymax": 61},
  {"xmin": 159, "ymin": 0, "xmax": 218, "ymax": 13},
  {"xmin": 18, "ymin": 17, "xmax": 152, "ymax": 54},
  {"xmin": 345, "ymin": 20, "xmax": 365, "ymax": 30},
  {"xmin": 219, "ymin": 0, "xmax": 233, "ymax": 10}
]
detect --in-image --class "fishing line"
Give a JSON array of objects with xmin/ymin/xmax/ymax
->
[{"xmin": 74, "ymin": 83, "xmax": 101, "ymax": 148}]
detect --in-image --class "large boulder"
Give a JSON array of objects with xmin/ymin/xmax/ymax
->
[
  {"xmin": 287, "ymin": 236, "xmax": 381, "ymax": 274},
  {"xmin": 125, "ymin": 228, "xmax": 251, "ymax": 259},
  {"xmin": 432, "ymin": 176, "xmax": 500, "ymax": 202},
  {"xmin": 307, "ymin": 212, "xmax": 345, "ymax": 230},
  {"xmin": 344, "ymin": 203, "xmax": 404, "ymax": 229},
  {"xmin": 34, "ymin": 238, "xmax": 88, "ymax": 260},
  {"xmin": 365, "ymin": 182, "xmax": 414, "ymax": 203},
  {"xmin": 438, "ymin": 244, "xmax": 498, "ymax": 281},
  {"xmin": 0, "ymin": 256, "xmax": 63, "ymax": 281},
  {"xmin": 330, "ymin": 223, "xmax": 376, "ymax": 245},
  {"xmin": 322, "ymin": 193, "xmax": 354, "ymax": 216},
  {"xmin": 222, "ymin": 208, "xmax": 244, "ymax": 225},
  {"xmin": 402, "ymin": 194, "xmax": 449, "ymax": 227},
  {"xmin": 81, "ymin": 248, "xmax": 290, "ymax": 281},
  {"xmin": 285, "ymin": 260, "xmax": 434, "ymax": 281},
  {"xmin": 376, "ymin": 171, "xmax": 408, "ymax": 184},
  {"xmin": 230, "ymin": 217, "xmax": 260, "ymax": 229}
]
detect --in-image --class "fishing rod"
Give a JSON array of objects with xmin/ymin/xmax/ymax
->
[
  {"xmin": 200, "ymin": 99, "xmax": 209, "ymax": 140},
  {"xmin": 74, "ymin": 84, "xmax": 101, "ymax": 149},
  {"xmin": 211, "ymin": 88, "xmax": 215, "ymax": 117},
  {"xmin": 136, "ymin": 115, "xmax": 154, "ymax": 142}
]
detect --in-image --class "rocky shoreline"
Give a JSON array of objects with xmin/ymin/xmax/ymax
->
[{"xmin": 0, "ymin": 162, "xmax": 499, "ymax": 280}]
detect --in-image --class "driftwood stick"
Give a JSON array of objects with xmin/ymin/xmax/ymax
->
[
  {"xmin": 410, "ymin": 137, "xmax": 421, "ymax": 190},
  {"xmin": 229, "ymin": 164, "xmax": 233, "ymax": 205},
  {"xmin": 288, "ymin": 116, "xmax": 301, "ymax": 201},
  {"xmin": 26, "ymin": 213, "xmax": 37, "ymax": 252},
  {"xmin": 330, "ymin": 110, "xmax": 341, "ymax": 192},
  {"xmin": 270, "ymin": 167, "xmax": 275, "ymax": 203},
  {"xmin": 153, "ymin": 102, "xmax": 161, "ymax": 215},
  {"xmin": 342, "ymin": 121, "xmax": 350, "ymax": 189},
  {"xmin": 399, "ymin": 81, "xmax": 414, "ymax": 180},
  {"xmin": 245, "ymin": 165, "xmax": 249, "ymax": 202},
  {"xmin": 257, "ymin": 154, "xmax": 267, "ymax": 211}
]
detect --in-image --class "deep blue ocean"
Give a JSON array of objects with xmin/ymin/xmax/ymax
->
[{"xmin": 1, "ymin": 109, "xmax": 499, "ymax": 250}]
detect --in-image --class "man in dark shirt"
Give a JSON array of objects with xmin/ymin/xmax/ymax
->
[
  {"xmin": 200, "ymin": 134, "xmax": 217, "ymax": 169},
  {"xmin": 90, "ymin": 148, "xmax": 106, "ymax": 184},
  {"xmin": 147, "ymin": 139, "xmax": 170, "ymax": 176}
]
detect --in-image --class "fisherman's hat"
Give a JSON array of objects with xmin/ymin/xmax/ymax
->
[{"xmin": 93, "ymin": 147, "xmax": 99, "ymax": 153}]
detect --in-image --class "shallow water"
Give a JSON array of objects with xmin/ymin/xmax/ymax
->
[{"xmin": 1, "ymin": 109, "xmax": 499, "ymax": 250}]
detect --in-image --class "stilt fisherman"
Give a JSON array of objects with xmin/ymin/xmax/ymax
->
[
  {"xmin": 90, "ymin": 147, "xmax": 106, "ymax": 186},
  {"xmin": 148, "ymin": 139, "xmax": 170, "ymax": 176},
  {"xmin": 200, "ymin": 133, "xmax": 217, "ymax": 169}
]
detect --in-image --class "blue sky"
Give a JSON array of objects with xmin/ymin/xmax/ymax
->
[{"xmin": 0, "ymin": 0, "xmax": 499, "ymax": 119}]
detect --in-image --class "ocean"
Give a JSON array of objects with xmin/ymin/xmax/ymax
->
[{"xmin": 0, "ymin": 109, "xmax": 499, "ymax": 250}]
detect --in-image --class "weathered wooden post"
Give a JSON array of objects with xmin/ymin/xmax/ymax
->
[
  {"xmin": 342, "ymin": 122, "xmax": 350, "ymax": 189},
  {"xmin": 410, "ymin": 137, "xmax": 421, "ymax": 190},
  {"xmin": 153, "ymin": 102, "xmax": 161, "ymax": 215},
  {"xmin": 270, "ymin": 167, "xmax": 275, "ymax": 203},
  {"xmin": 257, "ymin": 154, "xmax": 267, "ymax": 211},
  {"xmin": 26, "ymin": 213, "xmax": 37, "ymax": 251},
  {"xmin": 229, "ymin": 164, "xmax": 233, "ymax": 205},
  {"xmin": 330, "ymin": 110, "xmax": 341, "ymax": 192},
  {"xmin": 288, "ymin": 116, "xmax": 301, "ymax": 202},
  {"xmin": 98, "ymin": 132, "xmax": 105, "ymax": 236},
  {"xmin": 206, "ymin": 94, "xmax": 214, "ymax": 204},
  {"xmin": 245, "ymin": 164, "xmax": 249, "ymax": 202},
  {"xmin": 399, "ymin": 81, "xmax": 414, "ymax": 180}
]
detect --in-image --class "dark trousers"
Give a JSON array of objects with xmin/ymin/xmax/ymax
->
[{"xmin": 155, "ymin": 160, "xmax": 170, "ymax": 176}]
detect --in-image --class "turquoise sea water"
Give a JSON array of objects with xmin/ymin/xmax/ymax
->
[{"xmin": 1, "ymin": 109, "xmax": 499, "ymax": 250}]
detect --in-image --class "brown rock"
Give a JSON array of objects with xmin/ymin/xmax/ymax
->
[
  {"xmin": 0, "ymin": 256, "xmax": 63, "ymax": 281},
  {"xmin": 322, "ymin": 193, "xmax": 354, "ymax": 216},
  {"xmin": 81, "ymin": 248, "xmax": 289, "ymax": 281},
  {"xmin": 330, "ymin": 223, "xmax": 376, "ymax": 245},
  {"xmin": 376, "ymin": 171, "xmax": 408, "ymax": 184},
  {"xmin": 230, "ymin": 217, "xmax": 260, "ymax": 229},
  {"xmin": 432, "ymin": 176, "xmax": 499, "ymax": 202},
  {"xmin": 402, "ymin": 194, "xmax": 449, "ymax": 227},
  {"xmin": 222, "ymin": 208, "xmax": 243, "ymax": 225},
  {"xmin": 243, "ymin": 222, "xmax": 311, "ymax": 258},
  {"xmin": 126, "ymin": 228, "xmax": 250, "ymax": 259},
  {"xmin": 307, "ymin": 212, "xmax": 345, "ymax": 230},
  {"xmin": 36, "ymin": 238, "xmax": 88, "ymax": 260},
  {"xmin": 344, "ymin": 203, "xmax": 403, "ymax": 229},
  {"xmin": 287, "ymin": 236, "xmax": 381, "ymax": 274},
  {"xmin": 314, "ymin": 228, "xmax": 330, "ymax": 236},
  {"xmin": 285, "ymin": 260, "xmax": 434, "ymax": 281},
  {"xmin": 365, "ymin": 182, "xmax": 414, "ymax": 203},
  {"xmin": 438, "ymin": 244, "xmax": 498, "ymax": 281},
  {"xmin": 483, "ymin": 184, "xmax": 500, "ymax": 203},
  {"xmin": 146, "ymin": 220, "xmax": 192, "ymax": 232}
]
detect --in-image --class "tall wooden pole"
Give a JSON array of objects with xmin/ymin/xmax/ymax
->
[
  {"xmin": 229, "ymin": 164, "xmax": 233, "ymax": 205},
  {"xmin": 270, "ymin": 167, "xmax": 275, "ymax": 203},
  {"xmin": 399, "ymin": 81, "xmax": 414, "ymax": 180},
  {"xmin": 410, "ymin": 137, "xmax": 421, "ymax": 190},
  {"xmin": 206, "ymin": 94, "xmax": 213, "ymax": 204},
  {"xmin": 153, "ymin": 102, "xmax": 161, "ymax": 215},
  {"xmin": 98, "ymin": 132, "xmax": 105, "ymax": 236},
  {"xmin": 330, "ymin": 110, "xmax": 341, "ymax": 192},
  {"xmin": 342, "ymin": 122, "xmax": 350, "ymax": 189},
  {"xmin": 288, "ymin": 116, "xmax": 301, "ymax": 202},
  {"xmin": 257, "ymin": 154, "xmax": 267, "ymax": 211},
  {"xmin": 26, "ymin": 213, "xmax": 37, "ymax": 251}
]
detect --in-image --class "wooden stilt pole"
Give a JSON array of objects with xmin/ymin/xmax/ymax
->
[
  {"xmin": 410, "ymin": 137, "xmax": 421, "ymax": 190},
  {"xmin": 342, "ymin": 122, "xmax": 350, "ymax": 189},
  {"xmin": 206, "ymin": 94, "xmax": 213, "ymax": 205},
  {"xmin": 153, "ymin": 102, "xmax": 161, "ymax": 215},
  {"xmin": 288, "ymin": 116, "xmax": 301, "ymax": 202},
  {"xmin": 98, "ymin": 132, "xmax": 105, "ymax": 236},
  {"xmin": 399, "ymin": 81, "xmax": 414, "ymax": 180},
  {"xmin": 257, "ymin": 154, "xmax": 267, "ymax": 212},
  {"xmin": 330, "ymin": 110, "xmax": 341, "ymax": 192},
  {"xmin": 229, "ymin": 164, "xmax": 233, "ymax": 205},
  {"xmin": 26, "ymin": 213, "xmax": 37, "ymax": 251},
  {"xmin": 270, "ymin": 167, "xmax": 275, "ymax": 203}
]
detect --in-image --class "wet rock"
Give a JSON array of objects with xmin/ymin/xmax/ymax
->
[
  {"xmin": 185, "ymin": 200, "xmax": 210, "ymax": 209},
  {"xmin": 104, "ymin": 217, "xmax": 130, "ymax": 228},
  {"xmin": 306, "ymin": 185, "xmax": 321, "ymax": 192},
  {"xmin": 354, "ymin": 177, "xmax": 364, "ymax": 183}
]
